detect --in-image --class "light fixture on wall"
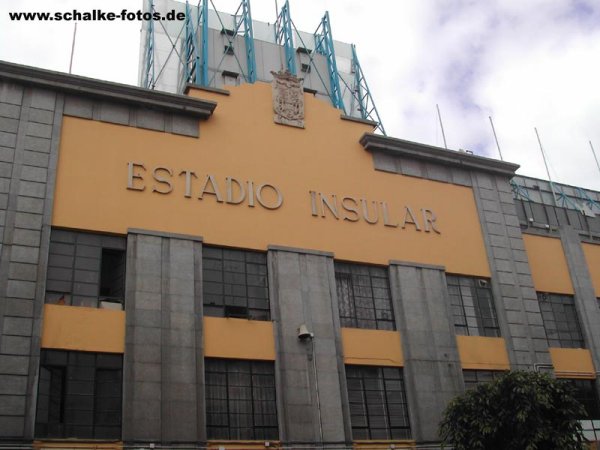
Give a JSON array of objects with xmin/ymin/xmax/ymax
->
[{"xmin": 297, "ymin": 324, "xmax": 314, "ymax": 341}]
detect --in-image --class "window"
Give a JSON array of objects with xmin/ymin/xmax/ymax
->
[
  {"xmin": 346, "ymin": 365, "xmax": 411, "ymax": 440},
  {"xmin": 203, "ymin": 247, "xmax": 270, "ymax": 320},
  {"xmin": 561, "ymin": 379, "xmax": 600, "ymax": 419},
  {"xmin": 205, "ymin": 359, "xmax": 278, "ymax": 440},
  {"xmin": 35, "ymin": 350, "xmax": 122, "ymax": 439},
  {"xmin": 447, "ymin": 275, "xmax": 500, "ymax": 337},
  {"xmin": 463, "ymin": 370, "xmax": 504, "ymax": 390},
  {"xmin": 45, "ymin": 230, "xmax": 126, "ymax": 308},
  {"xmin": 335, "ymin": 262, "xmax": 395, "ymax": 330},
  {"xmin": 538, "ymin": 292, "xmax": 584, "ymax": 348}
]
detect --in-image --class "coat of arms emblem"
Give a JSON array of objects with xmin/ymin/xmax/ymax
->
[{"xmin": 271, "ymin": 70, "xmax": 304, "ymax": 128}]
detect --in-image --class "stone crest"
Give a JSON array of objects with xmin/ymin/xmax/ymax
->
[{"xmin": 271, "ymin": 70, "xmax": 304, "ymax": 128}]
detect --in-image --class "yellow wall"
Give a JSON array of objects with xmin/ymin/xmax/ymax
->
[
  {"xmin": 456, "ymin": 336, "xmax": 510, "ymax": 370},
  {"xmin": 522, "ymin": 234, "xmax": 574, "ymax": 294},
  {"xmin": 353, "ymin": 441, "xmax": 416, "ymax": 449},
  {"xmin": 549, "ymin": 348, "xmax": 596, "ymax": 379},
  {"xmin": 53, "ymin": 83, "xmax": 490, "ymax": 276},
  {"xmin": 207, "ymin": 442, "xmax": 280, "ymax": 449},
  {"xmin": 203, "ymin": 317, "xmax": 275, "ymax": 360},
  {"xmin": 583, "ymin": 243, "xmax": 600, "ymax": 297},
  {"xmin": 34, "ymin": 442, "xmax": 122, "ymax": 450},
  {"xmin": 41, "ymin": 304, "xmax": 125, "ymax": 353},
  {"xmin": 341, "ymin": 328, "xmax": 403, "ymax": 367}
]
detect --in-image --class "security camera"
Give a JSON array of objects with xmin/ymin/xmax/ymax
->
[{"xmin": 297, "ymin": 324, "xmax": 314, "ymax": 340}]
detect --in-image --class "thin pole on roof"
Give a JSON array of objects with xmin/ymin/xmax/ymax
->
[
  {"xmin": 489, "ymin": 116, "xmax": 504, "ymax": 161},
  {"xmin": 69, "ymin": 22, "xmax": 77, "ymax": 74},
  {"xmin": 534, "ymin": 127, "xmax": 558, "ymax": 207},
  {"xmin": 590, "ymin": 140, "xmax": 600, "ymax": 176},
  {"xmin": 436, "ymin": 104, "xmax": 448, "ymax": 149}
]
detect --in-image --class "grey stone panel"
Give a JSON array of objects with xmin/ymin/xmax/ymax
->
[
  {"xmin": 268, "ymin": 249, "xmax": 351, "ymax": 446},
  {"xmin": 123, "ymin": 231, "xmax": 205, "ymax": 445},
  {"xmin": 559, "ymin": 228, "xmax": 600, "ymax": 377},
  {"xmin": 389, "ymin": 263, "xmax": 463, "ymax": 442},
  {"xmin": 471, "ymin": 173, "xmax": 552, "ymax": 369},
  {"xmin": 0, "ymin": 80, "xmax": 64, "ymax": 441},
  {"xmin": 63, "ymin": 94, "xmax": 200, "ymax": 138}
]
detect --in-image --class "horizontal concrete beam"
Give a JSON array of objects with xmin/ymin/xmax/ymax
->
[
  {"xmin": 0, "ymin": 60, "xmax": 217, "ymax": 119},
  {"xmin": 360, "ymin": 133, "xmax": 520, "ymax": 177}
]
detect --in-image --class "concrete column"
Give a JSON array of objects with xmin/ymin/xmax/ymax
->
[
  {"xmin": 123, "ymin": 229, "xmax": 205, "ymax": 446},
  {"xmin": 268, "ymin": 246, "xmax": 350, "ymax": 447},
  {"xmin": 471, "ymin": 172, "xmax": 551, "ymax": 370},
  {"xmin": 0, "ymin": 82, "xmax": 64, "ymax": 441},
  {"xmin": 389, "ymin": 261, "xmax": 463, "ymax": 443},
  {"xmin": 559, "ymin": 228, "xmax": 600, "ymax": 374}
]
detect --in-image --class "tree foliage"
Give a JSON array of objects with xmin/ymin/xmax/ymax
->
[{"xmin": 439, "ymin": 371, "xmax": 587, "ymax": 450}]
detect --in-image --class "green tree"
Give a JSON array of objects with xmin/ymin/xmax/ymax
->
[{"xmin": 440, "ymin": 371, "xmax": 587, "ymax": 450}]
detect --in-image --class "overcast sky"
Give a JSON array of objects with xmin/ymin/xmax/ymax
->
[{"xmin": 2, "ymin": 0, "xmax": 599, "ymax": 190}]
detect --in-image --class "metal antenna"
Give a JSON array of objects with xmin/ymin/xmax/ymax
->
[
  {"xmin": 436, "ymin": 104, "xmax": 448, "ymax": 149},
  {"xmin": 489, "ymin": 116, "xmax": 504, "ymax": 161},
  {"xmin": 590, "ymin": 141, "xmax": 600, "ymax": 176},
  {"xmin": 534, "ymin": 127, "xmax": 558, "ymax": 206},
  {"xmin": 69, "ymin": 22, "xmax": 77, "ymax": 74}
]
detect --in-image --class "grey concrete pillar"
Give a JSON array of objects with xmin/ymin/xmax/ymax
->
[
  {"xmin": 471, "ymin": 172, "xmax": 551, "ymax": 369},
  {"xmin": 389, "ymin": 261, "xmax": 463, "ymax": 443},
  {"xmin": 268, "ymin": 246, "xmax": 351, "ymax": 447},
  {"xmin": 559, "ymin": 228, "xmax": 600, "ymax": 374},
  {"xmin": 123, "ymin": 229, "xmax": 205, "ymax": 446},
  {"xmin": 0, "ymin": 82, "xmax": 64, "ymax": 441}
]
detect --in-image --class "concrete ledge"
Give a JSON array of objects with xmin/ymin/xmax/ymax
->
[
  {"xmin": 389, "ymin": 259, "xmax": 446, "ymax": 271},
  {"xmin": 360, "ymin": 133, "xmax": 520, "ymax": 177},
  {"xmin": 0, "ymin": 60, "xmax": 217, "ymax": 119},
  {"xmin": 267, "ymin": 244, "xmax": 334, "ymax": 257},
  {"xmin": 340, "ymin": 115, "xmax": 378, "ymax": 127},
  {"xmin": 185, "ymin": 83, "xmax": 231, "ymax": 96},
  {"xmin": 127, "ymin": 228, "xmax": 203, "ymax": 242}
]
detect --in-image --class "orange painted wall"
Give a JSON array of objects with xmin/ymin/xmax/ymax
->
[
  {"xmin": 41, "ymin": 304, "xmax": 125, "ymax": 353},
  {"xmin": 583, "ymin": 243, "xmax": 600, "ymax": 297},
  {"xmin": 456, "ymin": 336, "xmax": 510, "ymax": 370},
  {"xmin": 203, "ymin": 317, "xmax": 275, "ymax": 361},
  {"xmin": 522, "ymin": 234, "xmax": 574, "ymax": 294},
  {"xmin": 549, "ymin": 348, "xmax": 596, "ymax": 379},
  {"xmin": 341, "ymin": 328, "xmax": 403, "ymax": 367},
  {"xmin": 53, "ymin": 83, "xmax": 490, "ymax": 275}
]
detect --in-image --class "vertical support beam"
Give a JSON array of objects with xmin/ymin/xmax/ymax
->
[
  {"xmin": 350, "ymin": 44, "xmax": 386, "ymax": 135},
  {"xmin": 240, "ymin": 0, "xmax": 256, "ymax": 83},
  {"xmin": 559, "ymin": 228, "xmax": 600, "ymax": 382},
  {"xmin": 123, "ymin": 230, "xmax": 205, "ymax": 445},
  {"xmin": 143, "ymin": 0, "xmax": 155, "ymax": 89},
  {"xmin": 268, "ymin": 246, "xmax": 351, "ymax": 446},
  {"xmin": 199, "ymin": 0, "xmax": 209, "ymax": 86},
  {"xmin": 389, "ymin": 261, "xmax": 463, "ymax": 442},
  {"xmin": 275, "ymin": 0, "xmax": 297, "ymax": 75},
  {"xmin": 314, "ymin": 12, "xmax": 344, "ymax": 111}
]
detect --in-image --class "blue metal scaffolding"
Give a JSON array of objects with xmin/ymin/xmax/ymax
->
[
  {"xmin": 142, "ymin": 0, "xmax": 156, "ymax": 89},
  {"xmin": 350, "ymin": 44, "xmax": 386, "ymax": 135},
  {"xmin": 314, "ymin": 12, "xmax": 344, "ymax": 111},
  {"xmin": 275, "ymin": 1, "xmax": 297, "ymax": 75}
]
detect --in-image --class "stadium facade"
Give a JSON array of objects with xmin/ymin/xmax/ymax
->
[{"xmin": 0, "ymin": 1, "xmax": 600, "ymax": 449}]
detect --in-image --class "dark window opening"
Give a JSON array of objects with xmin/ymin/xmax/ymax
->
[
  {"xmin": 447, "ymin": 275, "xmax": 500, "ymax": 337},
  {"xmin": 561, "ymin": 379, "xmax": 600, "ymax": 419},
  {"xmin": 346, "ymin": 365, "xmax": 411, "ymax": 440},
  {"xmin": 205, "ymin": 358, "xmax": 278, "ymax": 440},
  {"xmin": 335, "ymin": 262, "xmax": 395, "ymax": 330},
  {"xmin": 463, "ymin": 370, "xmax": 505, "ymax": 390},
  {"xmin": 35, "ymin": 350, "xmax": 122, "ymax": 440},
  {"xmin": 99, "ymin": 248, "xmax": 126, "ymax": 303},
  {"xmin": 538, "ymin": 292, "xmax": 585, "ymax": 348},
  {"xmin": 203, "ymin": 247, "xmax": 270, "ymax": 321}
]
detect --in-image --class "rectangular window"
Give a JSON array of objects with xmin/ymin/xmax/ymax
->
[
  {"xmin": 205, "ymin": 359, "xmax": 278, "ymax": 440},
  {"xmin": 203, "ymin": 247, "xmax": 270, "ymax": 320},
  {"xmin": 45, "ymin": 230, "xmax": 126, "ymax": 308},
  {"xmin": 447, "ymin": 275, "xmax": 500, "ymax": 337},
  {"xmin": 35, "ymin": 350, "xmax": 122, "ymax": 439},
  {"xmin": 463, "ymin": 370, "xmax": 504, "ymax": 390},
  {"xmin": 561, "ymin": 379, "xmax": 600, "ymax": 419},
  {"xmin": 538, "ymin": 292, "xmax": 585, "ymax": 348},
  {"xmin": 346, "ymin": 365, "xmax": 411, "ymax": 440},
  {"xmin": 335, "ymin": 262, "xmax": 395, "ymax": 330}
]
